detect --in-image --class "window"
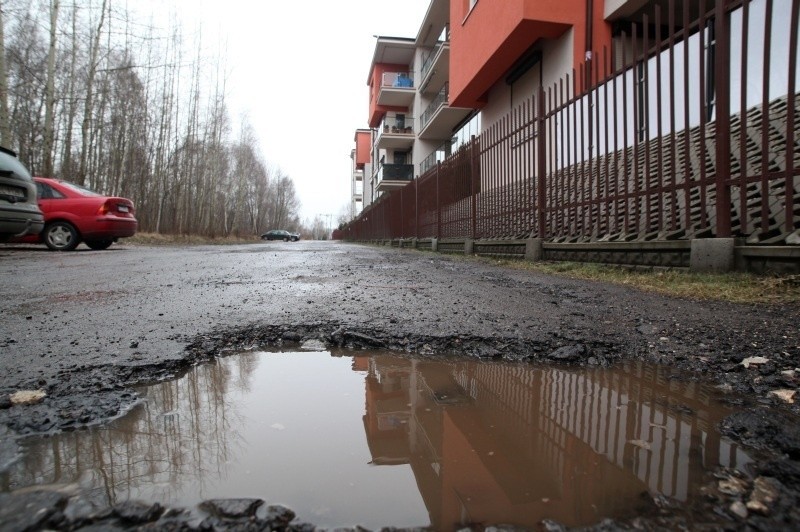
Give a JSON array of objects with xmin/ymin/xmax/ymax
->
[{"xmin": 36, "ymin": 182, "xmax": 65, "ymax": 199}]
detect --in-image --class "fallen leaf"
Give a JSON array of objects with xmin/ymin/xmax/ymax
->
[{"xmin": 628, "ymin": 439, "xmax": 651, "ymax": 451}]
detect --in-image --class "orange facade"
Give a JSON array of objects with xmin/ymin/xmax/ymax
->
[
  {"xmin": 354, "ymin": 130, "xmax": 372, "ymax": 169},
  {"xmin": 368, "ymin": 63, "xmax": 414, "ymax": 128},
  {"xmin": 449, "ymin": 0, "xmax": 612, "ymax": 108}
]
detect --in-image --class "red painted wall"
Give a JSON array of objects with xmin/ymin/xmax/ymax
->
[
  {"xmin": 368, "ymin": 63, "xmax": 414, "ymax": 127},
  {"xmin": 449, "ymin": 0, "xmax": 612, "ymax": 108},
  {"xmin": 354, "ymin": 130, "xmax": 372, "ymax": 168}
]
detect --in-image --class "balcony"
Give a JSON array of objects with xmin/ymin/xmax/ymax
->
[
  {"xmin": 419, "ymin": 42, "xmax": 449, "ymax": 96},
  {"xmin": 376, "ymin": 115, "xmax": 415, "ymax": 149},
  {"xmin": 377, "ymin": 72, "xmax": 415, "ymax": 107},
  {"xmin": 375, "ymin": 162, "xmax": 413, "ymax": 193},
  {"xmin": 418, "ymin": 83, "xmax": 473, "ymax": 140}
]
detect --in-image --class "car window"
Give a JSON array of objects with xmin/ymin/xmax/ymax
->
[
  {"xmin": 57, "ymin": 180, "xmax": 102, "ymax": 197},
  {"xmin": 36, "ymin": 182, "xmax": 66, "ymax": 199},
  {"xmin": 0, "ymin": 150, "xmax": 32, "ymax": 181}
]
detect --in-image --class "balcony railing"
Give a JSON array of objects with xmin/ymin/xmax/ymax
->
[
  {"xmin": 377, "ymin": 163, "xmax": 413, "ymax": 182},
  {"xmin": 381, "ymin": 72, "xmax": 414, "ymax": 89},
  {"xmin": 379, "ymin": 115, "xmax": 415, "ymax": 135},
  {"xmin": 420, "ymin": 84, "xmax": 448, "ymax": 130},
  {"xmin": 420, "ymin": 140, "xmax": 452, "ymax": 175},
  {"xmin": 420, "ymin": 45, "xmax": 442, "ymax": 82}
]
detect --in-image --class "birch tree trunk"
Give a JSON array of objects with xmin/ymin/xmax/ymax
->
[
  {"xmin": 42, "ymin": 0, "xmax": 59, "ymax": 176},
  {"xmin": 0, "ymin": 0, "xmax": 11, "ymax": 146},
  {"xmin": 77, "ymin": 0, "xmax": 107, "ymax": 186}
]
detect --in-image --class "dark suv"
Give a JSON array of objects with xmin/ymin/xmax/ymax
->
[{"xmin": 0, "ymin": 147, "xmax": 44, "ymax": 241}]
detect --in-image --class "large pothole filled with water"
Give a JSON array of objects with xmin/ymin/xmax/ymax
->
[{"xmin": 2, "ymin": 350, "xmax": 752, "ymax": 529}]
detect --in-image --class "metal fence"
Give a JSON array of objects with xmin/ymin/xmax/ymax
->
[{"xmin": 343, "ymin": 0, "xmax": 799, "ymax": 247}]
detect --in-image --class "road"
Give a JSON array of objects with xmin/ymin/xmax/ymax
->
[{"xmin": 1, "ymin": 240, "xmax": 799, "ymax": 528}]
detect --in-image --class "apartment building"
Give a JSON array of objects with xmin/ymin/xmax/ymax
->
[
  {"xmin": 352, "ymin": 0, "xmax": 797, "ymax": 227},
  {"xmin": 352, "ymin": 0, "xmax": 633, "ymax": 210}
]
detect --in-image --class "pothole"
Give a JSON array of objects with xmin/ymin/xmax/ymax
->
[{"xmin": 2, "ymin": 350, "xmax": 752, "ymax": 529}]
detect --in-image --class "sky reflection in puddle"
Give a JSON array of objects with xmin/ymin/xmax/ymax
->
[{"xmin": 3, "ymin": 351, "xmax": 751, "ymax": 529}]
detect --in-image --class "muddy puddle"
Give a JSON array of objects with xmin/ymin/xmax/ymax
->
[{"xmin": 2, "ymin": 351, "xmax": 752, "ymax": 529}]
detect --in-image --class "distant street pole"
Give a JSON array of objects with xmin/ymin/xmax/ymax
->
[{"xmin": 324, "ymin": 214, "xmax": 333, "ymax": 239}]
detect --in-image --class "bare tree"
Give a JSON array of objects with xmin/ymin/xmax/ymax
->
[
  {"xmin": 0, "ymin": 0, "xmax": 10, "ymax": 146},
  {"xmin": 77, "ymin": 0, "xmax": 107, "ymax": 186},
  {"xmin": 42, "ymin": 0, "xmax": 58, "ymax": 175}
]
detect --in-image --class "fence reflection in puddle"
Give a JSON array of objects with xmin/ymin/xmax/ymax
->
[{"xmin": 3, "ymin": 351, "xmax": 750, "ymax": 529}]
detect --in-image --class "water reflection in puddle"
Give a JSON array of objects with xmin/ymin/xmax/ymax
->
[{"xmin": 3, "ymin": 351, "xmax": 751, "ymax": 529}]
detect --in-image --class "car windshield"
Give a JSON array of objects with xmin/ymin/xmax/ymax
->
[{"xmin": 57, "ymin": 180, "xmax": 103, "ymax": 197}]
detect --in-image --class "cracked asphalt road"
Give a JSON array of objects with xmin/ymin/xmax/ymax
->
[{"xmin": 1, "ymin": 240, "xmax": 800, "ymax": 529}]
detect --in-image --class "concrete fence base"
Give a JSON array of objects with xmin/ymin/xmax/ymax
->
[{"xmin": 379, "ymin": 236, "xmax": 797, "ymax": 274}]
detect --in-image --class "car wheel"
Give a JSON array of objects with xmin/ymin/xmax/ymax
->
[
  {"xmin": 283, "ymin": 237, "xmax": 289, "ymax": 242},
  {"xmin": 86, "ymin": 239, "xmax": 113, "ymax": 250},
  {"xmin": 44, "ymin": 221, "xmax": 80, "ymax": 251}
]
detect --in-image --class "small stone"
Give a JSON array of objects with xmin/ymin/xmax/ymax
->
[
  {"xmin": 742, "ymin": 356, "xmax": 770, "ymax": 369},
  {"xmin": 718, "ymin": 477, "xmax": 748, "ymax": 496},
  {"xmin": 113, "ymin": 500, "xmax": 164, "ymax": 524},
  {"xmin": 9, "ymin": 389, "xmax": 46, "ymax": 405},
  {"xmin": 729, "ymin": 501, "xmax": 748, "ymax": 519},
  {"xmin": 264, "ymin": 504, "xmax": 295, "ymax": 527},
  {"xmin": 768, "ymin": 389, "xmax": 796, "ymax": 404},
  {"xmin": 746, "ymin": 500, "xmax": 769, "ymax": 515},
  {"xmin": 748, "ymin": 476, "xmax": 781, "ymax": 514},
  {"xmin": 200, "ymin": 498, "xmax": 264, "ymax": 519}
]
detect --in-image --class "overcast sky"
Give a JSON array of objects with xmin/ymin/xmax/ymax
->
[{"xmin": 136, "ymin": 0, "xmax": 431, "ymax": 224}]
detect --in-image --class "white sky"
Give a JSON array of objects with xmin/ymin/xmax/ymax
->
[{"xmin": 136, "ymin": 0, "xmax": 431, "ymax": 224}]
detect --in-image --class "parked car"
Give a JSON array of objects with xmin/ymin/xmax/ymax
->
[
  {"xmin": 0, "ymin": 147, "xmax": 44, "ymax": 242},
  {"xmin": 261, "ymin": 229, "xmax": 300, "ymax": 242},
  {"xmin": 14, "ymin": 177, "xmax": 137, "ymax": 251}
]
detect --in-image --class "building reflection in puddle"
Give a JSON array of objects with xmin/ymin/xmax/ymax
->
[{"xmin": 2, "ymin": 351, "xmax": 750, "ymax": 529}]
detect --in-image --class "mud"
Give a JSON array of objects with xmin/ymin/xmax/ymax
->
[{"xmin": 1, "ymin": 241, "xmax": 799, "ymax": 530}]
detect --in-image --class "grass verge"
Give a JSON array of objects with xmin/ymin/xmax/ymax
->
[{"xmin": 481, "ymin": 257, "xmax": 800, "ymax": 305}]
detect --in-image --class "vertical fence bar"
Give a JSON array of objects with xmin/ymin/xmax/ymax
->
[
  {"xmin": 538, "ymin": 88, "xmax": 547, "ymax": 237},
  {"xmin": 655, "ymin": 6, "xmax": 665, "ymax": 235},
  {"xmin": 682, "ymin": 0, "xmax": 692, "ymax": 231},
  {"xmin": 632, "ymin": 23, "xmax": 642, "ymax": 236},
  {"xmin": 786, "ymin": 0, "xmax": 799, "ymax": 233},
  {"xmin": 436, "ymin": 162, "xmax": 441, "ymax": 238},
  {"xmin": 759, "ymin": 0, "xmax": 773, "ymax": 235},
  {"xmin": 643, "ymin": 14, "xmax": 653, "ymax": 236},
  {"xmin": 738, "ymin": 0, "xmax": 750, "ymax": 236},
  {"xmin": 698, "ymin": 0, "xmax": 709, "ymax": 231},
  {"xmin": 668, "ymin": 0, "xmax": 678, "ymax": 233},
  {"xmin": 714, "ymin": 0, "xmax": 732, "ymax": 238}
]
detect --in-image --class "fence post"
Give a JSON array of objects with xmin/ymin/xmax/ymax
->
[
  {"xmin": 436, "ymin": 161, "xmax": 442, "ymax": 239},
  {"xmin": 537, "ymin": 88, "xmax": 547, "ymax": 238},
  {"xmin": 714, "ymin": 0, "xmax": 732, "ymax": 238},
  {"xmin": 414, "ymin": 179, "xmax": 419, "ymax": 239},
  {"xmin": 470, "ymin": 135, "xmax": 477, "ymax": 239}
]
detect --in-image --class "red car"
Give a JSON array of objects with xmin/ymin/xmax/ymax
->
[{"xmin": 15, "ymin": 177, "xmax": 137, "ymax": 251}]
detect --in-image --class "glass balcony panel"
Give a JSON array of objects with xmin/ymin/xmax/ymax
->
[
  {"xmin": 381, "ymin": 72, "xmax": 414, "ymax": 89},
  {"xmin": 420, "ymin": 84, "xmax": 448, "ymax": 130},
  {"xmin": 379, "ymin": 115, "xmax": 415, "ymax": 135}
]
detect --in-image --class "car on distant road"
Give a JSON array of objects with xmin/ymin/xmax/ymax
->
[
  {"xmin": 0, "ymin": 147, "xmax": 44, "ymax": 242},
  {"xmin": 13, "ymin": 177, "xmax": 137, "ymax": 251},
  {"xmin": 261, "ymin": 229, "xmax": 300, "ymax": 242}
]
